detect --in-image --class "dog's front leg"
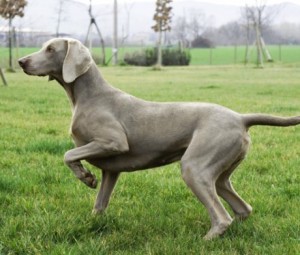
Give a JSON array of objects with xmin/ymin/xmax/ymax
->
[
  {"xmin": 65, "ymin": 160, "xmax": 98, "ymax": 188},
  {"xmin": 64, "ymin": 140, "xmax": 128, "ymax": 188},
  {"xmin": 93, "ymin": 170, "xmax": 120, "ymax": 214}
]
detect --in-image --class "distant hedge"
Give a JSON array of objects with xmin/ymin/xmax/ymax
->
[{"xmin": 124, "ymin": 48, "xmax": 191, "ymax": 66}]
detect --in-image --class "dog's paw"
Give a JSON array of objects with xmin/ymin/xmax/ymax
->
[
  {"xmin": 80, "ymin": 172, "xmax": 98, "ymax": 189},
  {"xmin": 203, "ymin": 219, "xmax": 232, "ymax": 240},
  {"xmin": 234, "ymin": 204, "xmax": 253, "ymax": 221},
  {"xmin": 92, "ymin": 208, "xmax": 105, "ymax": 215}
]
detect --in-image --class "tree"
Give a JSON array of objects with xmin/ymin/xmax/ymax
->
[
  {"xmin": 241, "ymin": 0, "xmax": 279, "ymax": 67},
  {"xmin": 172, "ymin": 9, "xmax": 208, "ymax": 48},
  {"xmin": 85, "ymin": 0, "xmax": 106, "ymax": 65},
  {"xmin": 121, "ymin": 0, "xmax": 135, "ymax": 44},
  {"xmin": 191, "ymin": 36, "xmax": 213, "ymax": 48},
  {"xmin": 188, "ymin": 9, "xmax": 206, "ymax": 41},
  {"xmin": 152, "ymin": 0, "xmax": 172, "ymax": 68},
  {"xmin": 0, "ymin": 0, "xmax": 27, "ymax": 70},
  {"xmin": 173, "ymin": 16, "xmax": 189, "ymax": 47},
  {"xmin": 244, "ymin": 2, "xmax": 265, "ymax": 67}
]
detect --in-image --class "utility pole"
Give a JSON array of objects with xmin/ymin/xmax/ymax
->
[
  {"xmin": 113, "ymin": 0, "xmax": 118, "ymax": 65},
  {"xmin": 56, "ymin": 0, "xmax": 64, "ymax": 37}
]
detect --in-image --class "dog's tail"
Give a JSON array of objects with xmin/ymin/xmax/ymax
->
[{"xmin": 242, "ymin": 114, "xmax": 300, "ymax": 129}]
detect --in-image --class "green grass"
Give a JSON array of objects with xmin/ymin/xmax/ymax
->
[
  {"xmin": 189, "ymin": 46, "xmax": 300, "ymax": 65},
  {"xmin": 0, "ymin": 65, "xmax": 300, "ymax": 254},
  {"xmin": 1, "ymin": 45, "xmax": 300, "ymax": 68}
]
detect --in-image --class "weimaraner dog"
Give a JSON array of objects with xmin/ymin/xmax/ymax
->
[{"xmin": 18, "ymin": 38, "xmax": 300, "ymax": 240}]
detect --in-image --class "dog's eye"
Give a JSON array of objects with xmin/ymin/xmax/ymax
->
[{"xmin": 46, "ymin": 46, "xmax": 55, "ymax": 53}]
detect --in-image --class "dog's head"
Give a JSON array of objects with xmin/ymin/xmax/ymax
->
[{"xmin": 18, "ymin": 38, "xmax": 93, "ymax": 83}]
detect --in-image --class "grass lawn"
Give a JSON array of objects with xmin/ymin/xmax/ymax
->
[
  {"xmin": 1, "ymin": 45, "xmax": 300, "ymax": 67},
  {"xmin": 0, "ymin": 65, "xmax": 300, "ymax": 254},
  {"xmin": 189, "ymin": 45, "xmax": 300, "ymax": 65}
]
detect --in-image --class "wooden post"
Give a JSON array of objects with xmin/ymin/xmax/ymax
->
[
  {"xmin": 255, "ymin": 23, "xmax": 263, "ymax": 68},
  {"xmin": 8, "ymin": 18, "xmax": 14, "ymax": 71},
  {"xmin": 278, "ymin": 44, "xmax": 282, "ymax": 62},
  {"xmin": 0, "ymin": 68, "xmax": 8, "ymax": 86},
  {"xmin": 234, "ymin": 45, "xmax": 237, "ymax": 64},
  {"xmin": 244, "ymin": 44, "xmax": 249, "ymax": 65},
  {"xmin": 260, "ymin": 37, "xmax": 273, "ymax": 62}
]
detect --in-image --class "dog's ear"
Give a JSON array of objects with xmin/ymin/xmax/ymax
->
[{"xmin": 62, "ymin": 39, "xmax": 93, "ymax": 84}]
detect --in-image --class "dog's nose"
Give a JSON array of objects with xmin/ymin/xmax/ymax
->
[{"xmin": 18, "ymin": 58, "xmax": 27, "ymax": 68}]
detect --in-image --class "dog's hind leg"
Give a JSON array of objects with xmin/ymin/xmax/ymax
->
[
  {"xmin": 181, "ymin": 159, "xmax": 233, "ymax": 240},
  {"xmin": 181, "ymin": 129, "xmax": 246, "ymax": 240},
  {"xmin": 216, "ymin": 157, "xmax": 252, "ymax": 221}
]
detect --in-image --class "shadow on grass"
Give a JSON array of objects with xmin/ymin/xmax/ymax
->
[
  {"xmin": 0, "ymin": 179, "xmax": 18, "ymax": 193},
  {"xmin": 50, "ymin": 214, "xmax": 121, "ymax": 245}
]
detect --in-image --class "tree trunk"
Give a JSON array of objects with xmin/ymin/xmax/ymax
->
[
  {"xmin": 8, "ymin": 17, "xmax": 14, "ymax": 71},
  {"xmin": 0, "ymin": 68, "xmax": 8, "ymax": 86},
  {"xmin": 156, "ymin": 21, "xmax": 163, "ymax": 68},
  {"xmin": 93, "ymin": 20, "xmax": 106, "ymax": 65},
  {"xmin": 255, "ymin": 23, "xmax": 263, "ymax": 68},
  {"xmin": 244, "ymin": 22, "xmax": 250, "ymax": 65}
]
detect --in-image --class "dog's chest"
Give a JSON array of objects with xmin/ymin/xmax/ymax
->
[{"xmin": 70, "ymin": 112, "xmax": 92, "ymax": 146}]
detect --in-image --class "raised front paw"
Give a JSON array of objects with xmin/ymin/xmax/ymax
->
[{"xmin": 80, "ymin": 172, "xmax": 98, "ymax": 189}]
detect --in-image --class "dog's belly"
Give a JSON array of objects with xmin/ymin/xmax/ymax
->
[{"xmin": 87, "ymin": 148, "xmax": 186, "ymax": 172}]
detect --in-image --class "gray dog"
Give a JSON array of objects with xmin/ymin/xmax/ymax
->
[{"xmin": 18, "ymin": 38, "xmax": 300, "ymax": 240}]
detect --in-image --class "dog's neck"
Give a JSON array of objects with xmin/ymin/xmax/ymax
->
[{"xmin": 52, "ymin": 63, "xmax": 113, "ymax": 110}]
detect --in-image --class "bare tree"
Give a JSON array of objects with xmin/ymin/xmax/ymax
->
[
  {"xmin": 242, "ymin": 0, "xmax": 281, "ymax": 67},
  {"xmin": 172, "ymin": 9, "xmax": 208, "ymax": 48},
  {"xmin": 244, "ymin": 2, "xmax": 265, "ymax": 67},
  {"xmin": 210, "ymin": 22, "xmax": 243, "ymax": 46},
  {"xmin": 188, "ymin": 9, "xmax": 206, "ymax": 40},
  {"xmin": 0, "ymin": 0, "xmax": 27, "ymax": 70},
  {"xmin": 121, "ymin": 0, "xmax": 135, "ymax": 45},
  {"xmin": 173, "ymin": 16, "xmax": 189, "ymax": 47},
  {"xmin": 85, "ymin": 0, "xmax": 106, "ymax": 65}
]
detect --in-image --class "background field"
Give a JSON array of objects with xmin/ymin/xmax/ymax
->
[
  {"xmin": 1, "ymin": 45, "xmax": 300, "ymax": 68},
  {"xmin": 0, "ymin": 65, "xmax": 300, "ymax": 254}
]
